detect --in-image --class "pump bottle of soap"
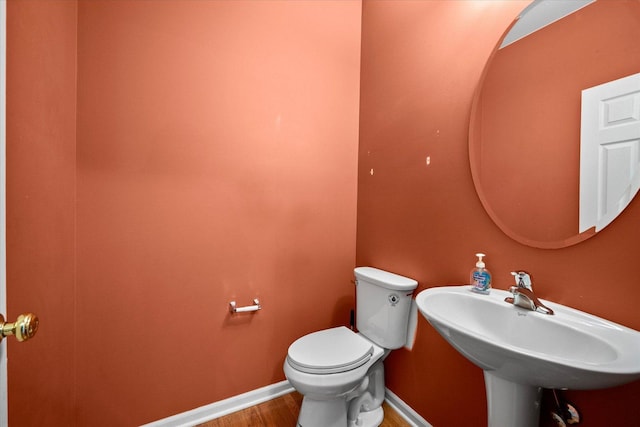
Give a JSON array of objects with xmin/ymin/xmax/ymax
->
[{"xmin": 470, "ymin": 253, "xmax": 491, "ymax": 294}]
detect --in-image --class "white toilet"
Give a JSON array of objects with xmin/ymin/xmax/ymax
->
[{"xmin": 284, "ymin": 267, "xmax": 418, "ymax": 427}]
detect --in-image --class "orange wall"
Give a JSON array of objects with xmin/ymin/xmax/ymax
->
[
  {"xmin": 8, "ymin": 0, "xmax": 361, "ymax": 426},
  {"xmin": 358, "ymin": 1, "xmax": 640, "ymax": 426},
  {"xmin": 74, "ymin": 1, "xmax": 361, "ymax": 425},
  {"xmin": 6, "ymin": 1, "xmax": 77, "ymax": 426}
]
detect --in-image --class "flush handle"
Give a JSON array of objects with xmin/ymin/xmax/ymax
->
[{"xmin": 0, "ymin": 313, "xmax": 39, "ymax": 342}]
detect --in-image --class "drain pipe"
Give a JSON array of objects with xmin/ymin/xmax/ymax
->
[{"xmin": 347, "ymin": 362, "xmax": 385, "ymax": 425}]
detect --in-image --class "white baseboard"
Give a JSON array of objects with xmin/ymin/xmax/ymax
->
[
  {"xmin": 140, "ymin": 380, "xmax": 433, "ymax": 427},
  {"xmin": 139, "ymin": 380, "xmax": 294, "ymax": 427},
  {"xmin": 384, "ymin": 388, "xmax": 433, "ymax": 427}
]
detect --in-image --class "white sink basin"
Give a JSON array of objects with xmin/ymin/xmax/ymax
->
[{"xmin": 416, "ymin": 285, "xmax": 640, "ymax": 426}]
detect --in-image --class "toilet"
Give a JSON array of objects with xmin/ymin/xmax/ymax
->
[{"xmin": 284, "ymin": 267, "xmax": 418, "ymax": 427}]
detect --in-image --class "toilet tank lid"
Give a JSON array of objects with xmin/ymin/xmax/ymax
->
[{"xmin": 354, "ymin": 267, "xmax": 418, "ymax": 291}]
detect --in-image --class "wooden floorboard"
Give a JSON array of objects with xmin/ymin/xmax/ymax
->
[{"xmin": 197, "ymin": 391, "xmax": 411, "ymax": 427}]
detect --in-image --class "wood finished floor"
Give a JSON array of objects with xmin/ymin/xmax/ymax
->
[{"xmin": 196, "ymin": 392, "xmax": 411, "ymax": 427}]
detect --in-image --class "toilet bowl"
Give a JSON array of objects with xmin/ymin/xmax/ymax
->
[
  {"xmin": 284, "ymin": 267, "xmax": 418, "ymax": 427},
  {"xmin": 284, "ymin": 327, "xmax": 387, "ymax": 427}
]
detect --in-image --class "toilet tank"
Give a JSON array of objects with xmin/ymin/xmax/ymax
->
[{"xmin": 354, "ymin": 267, "xmax": 418, "ymax": 349}]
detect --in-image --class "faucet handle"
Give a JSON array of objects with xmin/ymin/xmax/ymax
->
[{"xmin": 510, "ymin": 271, "xmax": 533, "ymax": 291}]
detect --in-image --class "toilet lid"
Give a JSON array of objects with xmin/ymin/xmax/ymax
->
[{"xmin": 287, "ymin": 326, "xmax": 374, "ymax": 374}]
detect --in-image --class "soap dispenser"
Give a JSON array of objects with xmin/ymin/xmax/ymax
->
[{"xmin": 470, "ymin": 253, "xmax": 492, "ymax": 294}]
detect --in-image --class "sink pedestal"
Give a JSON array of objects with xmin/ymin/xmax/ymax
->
[{"xmin": 484, "ymin": 372, "xmax": 542, "ymax": 427}]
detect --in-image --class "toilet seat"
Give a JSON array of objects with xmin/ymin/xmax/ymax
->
[{"xmin": 287, "ymin": 326, "xmax": 374, "ymax": 374}]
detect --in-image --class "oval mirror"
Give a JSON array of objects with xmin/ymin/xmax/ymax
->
[{"xmin": 469, "ymin": 0, "xmax": 640, "ymax": 249}]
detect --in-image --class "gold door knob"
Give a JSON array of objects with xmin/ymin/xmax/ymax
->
[{"xmin": 0, "ymin": 313, "xmax": 39, "ymax": 342}]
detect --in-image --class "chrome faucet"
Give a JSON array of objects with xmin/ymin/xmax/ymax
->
[{"xmin": 505, "ymin": 271, "xmax": 554, "ymax": 315}]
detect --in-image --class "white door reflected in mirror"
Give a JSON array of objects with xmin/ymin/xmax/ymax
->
[{"xmin": 580, "ymin": 72, "xmax": 640, "ymax": 233}]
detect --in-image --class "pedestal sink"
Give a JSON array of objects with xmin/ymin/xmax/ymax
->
[{"xmin": 416, "ymin": 286, "xmax": 640, "ymax": 427}]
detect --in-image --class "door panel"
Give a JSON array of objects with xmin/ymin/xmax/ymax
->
[{"xmin": 1, "ymin": 0, "xmax": 7, "ymax": 424}]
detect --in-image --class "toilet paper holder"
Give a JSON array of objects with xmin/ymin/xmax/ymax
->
[{"xmin": 229, "ymin": 298, "xmax": 261, "ymax": 314}]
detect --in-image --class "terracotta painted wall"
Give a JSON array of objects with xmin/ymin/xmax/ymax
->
[
  {"xmin": 358, "ymin": 1, "xmax": 640, "ymax": 426},
  {"xmin": 6, "ymin": 1, "xmax": 77, "ymax": 426},
  {"xmin": 7, "ymin": 0, "xmax": 361, "ymax": 426},
  {"xmin": 74, "ymin": 1, "xmax": 361, "ymax": 426}
]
